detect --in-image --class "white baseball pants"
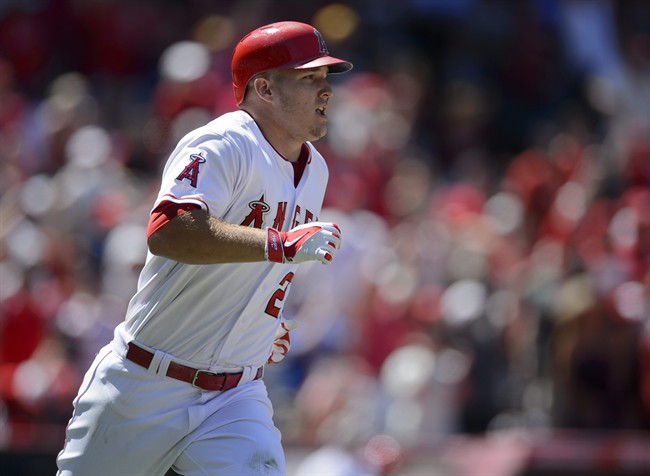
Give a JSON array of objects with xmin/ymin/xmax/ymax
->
[{"xmin": 56, "ymin": 343, "xmax": 285, "ymax": 475}]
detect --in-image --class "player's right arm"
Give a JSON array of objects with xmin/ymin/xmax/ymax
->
[
  {"xmin": 147, "ymin": 205, "xmax": 341, "ymax": 266},
  {"xmin": 147, "ymin": 206, "xmax": 267, "ymax": 264}
]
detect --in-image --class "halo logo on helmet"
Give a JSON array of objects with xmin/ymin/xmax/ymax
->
[
  {"xmin": 314, "ymin": 29, "xmax": 327, "ymax": 54},
  {"xmin": 231, "ymin": 21, "xmax": 353, "ymax": 105}
]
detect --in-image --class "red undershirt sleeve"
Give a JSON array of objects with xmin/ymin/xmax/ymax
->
[{"xmin": 146, "ymin": 201, "xmax": 202, "ymax": 238}]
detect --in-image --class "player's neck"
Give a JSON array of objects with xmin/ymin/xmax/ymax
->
[{"xmin": 242, "ymin": 107, "xmax": 303, "ymax": 162}]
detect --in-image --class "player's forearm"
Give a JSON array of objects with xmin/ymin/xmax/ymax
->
[{"xmin": 147, "ymin": 209, "xmax": 266, "ymax": 264}]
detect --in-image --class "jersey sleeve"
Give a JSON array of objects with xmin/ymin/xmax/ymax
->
[
  {"xmin": 146, "ymin": 201, "xmax": 201, "ymax": 238},
  {"xmin": 154, "ymin": 133, "xmax": 245, "ymax": 219}
]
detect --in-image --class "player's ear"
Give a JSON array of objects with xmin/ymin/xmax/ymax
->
[{"xmin": 251, "ymin": 76, "xmax": 273, "ymax": 103}]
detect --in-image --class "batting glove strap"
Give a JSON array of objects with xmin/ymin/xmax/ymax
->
[{"xmin": 265, "ymin": 227, "xmax": 285, "ymax": 263}]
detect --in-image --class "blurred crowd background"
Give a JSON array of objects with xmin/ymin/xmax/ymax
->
[{"xmin": 1, "ymin": 0, "xmax": 649, "ymax": 475}]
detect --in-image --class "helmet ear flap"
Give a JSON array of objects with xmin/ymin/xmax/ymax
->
[{"xmin": 231, "ymin": 21, "xmax": 353, "ymax": 105}]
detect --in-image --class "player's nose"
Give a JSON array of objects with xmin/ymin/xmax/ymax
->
[{"xmin": 319, "ymin": 83, "xmax": 333, "ymax": 99}]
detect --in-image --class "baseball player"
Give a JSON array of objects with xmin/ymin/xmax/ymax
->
[{"xmin": 56, "ymin": 21, "xmax": 352, "ymax": 476}]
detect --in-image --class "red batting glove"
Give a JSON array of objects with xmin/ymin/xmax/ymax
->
[
  {"xmin": 267, "ymin": 319, "xmax": 299, "ymax": 364},
  {"xmin": 265, "ymin": 222, "xmax": 342, "ymax": 265}
]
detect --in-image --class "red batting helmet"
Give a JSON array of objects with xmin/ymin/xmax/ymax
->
[{"xmin": 231, "ymin": 21, "xmax": 353, "ymax": 105}]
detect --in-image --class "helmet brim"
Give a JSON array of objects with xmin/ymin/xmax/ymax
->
[{"xmin": 293, "ymin": 56, "xmax": 353, "ymax": 74}]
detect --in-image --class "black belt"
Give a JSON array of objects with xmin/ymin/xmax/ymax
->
[{"xmin": 125, "ymin": 342, "xmax": 263, "ymax": 391}]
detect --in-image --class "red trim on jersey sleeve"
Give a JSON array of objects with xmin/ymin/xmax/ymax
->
[{"xmin": 146, "ymin": 201, "xmax": 202, "ymax": 238}]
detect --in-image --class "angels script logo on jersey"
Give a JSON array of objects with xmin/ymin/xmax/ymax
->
[
  {"xmin": 176, "ymin": 153, "xmax": 206, "ymax": 188},
  {"xmin": 240, "ymin": 195, "xmax": 316, "ymax": 230}
]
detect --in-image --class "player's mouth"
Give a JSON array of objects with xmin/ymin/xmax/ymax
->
[{"xmin": 316, "ymin": 105, "xmax": 327, "ymax": 117}]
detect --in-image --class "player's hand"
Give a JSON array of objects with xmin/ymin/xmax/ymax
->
[
  {"xmin": 267, "ymin": 319, "xmax": 298, "ymax": 364},
  {"xmin": 265, "ymin": 222, "xmax": 342, "ymax": 265}
]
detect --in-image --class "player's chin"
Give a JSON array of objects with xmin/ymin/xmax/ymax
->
[{"xmin": 308, "ymin": 125, "xmax": 328, "ymax": 141}]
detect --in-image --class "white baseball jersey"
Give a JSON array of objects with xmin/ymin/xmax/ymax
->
[{"xmin": 114, "ymin": 110, "xmax": 328, "ymax": 370}]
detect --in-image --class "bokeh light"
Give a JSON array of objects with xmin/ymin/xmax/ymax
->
[
  {"xmin": 19, "ymin": 174, "xmax": 56, "ymax": 217},
  {"xmin": 440, "ymin": 279, "xmax": 488, "ymax": 326},
  {"xmin": 193, "ymin": 15, "xmax": 235, "ymax": 52},
  {"xmin": 159, "ymin": 41, "xmax": 211, "ymax": 83},
  {"xmin": 65, "ymin": 125, "xmax": 112, "ymax": 168},
  {"xmin": 313, "ymin": 4, "xmax": 359, "ymax": 42},
  {"xmin": 381, "ymin": 344, "xmax": 436, "ymax": 398}
]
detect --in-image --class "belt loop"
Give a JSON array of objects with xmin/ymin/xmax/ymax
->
[
  {"xmin": 239, "ymin": 366, "xmax": 255, "ymax": 386},
  {"xmin": 156, "ymin": 352, "xmax": 173, "ymax": 377},
  {"xmin": 148, "ymin": 350, "xmax": 165, "ymax": 375}
]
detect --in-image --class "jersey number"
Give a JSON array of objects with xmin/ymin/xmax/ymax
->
[{"xmin": 265, "ymin": 272, "xmax": 294, "ymax": 318}]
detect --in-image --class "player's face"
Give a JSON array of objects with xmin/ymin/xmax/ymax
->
[{"xmin": 271, "ymin": 67, "xmax": 333, "ymax": 142}]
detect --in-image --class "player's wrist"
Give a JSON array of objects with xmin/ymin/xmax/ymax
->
[{"xmin": 265, "ymin": 227, "xmax": 286, "ymax": 263}]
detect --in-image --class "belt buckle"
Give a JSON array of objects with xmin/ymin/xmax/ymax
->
[{"xmin": 192, "ymin": 369, "xmax": 218, "ymax": 390}]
